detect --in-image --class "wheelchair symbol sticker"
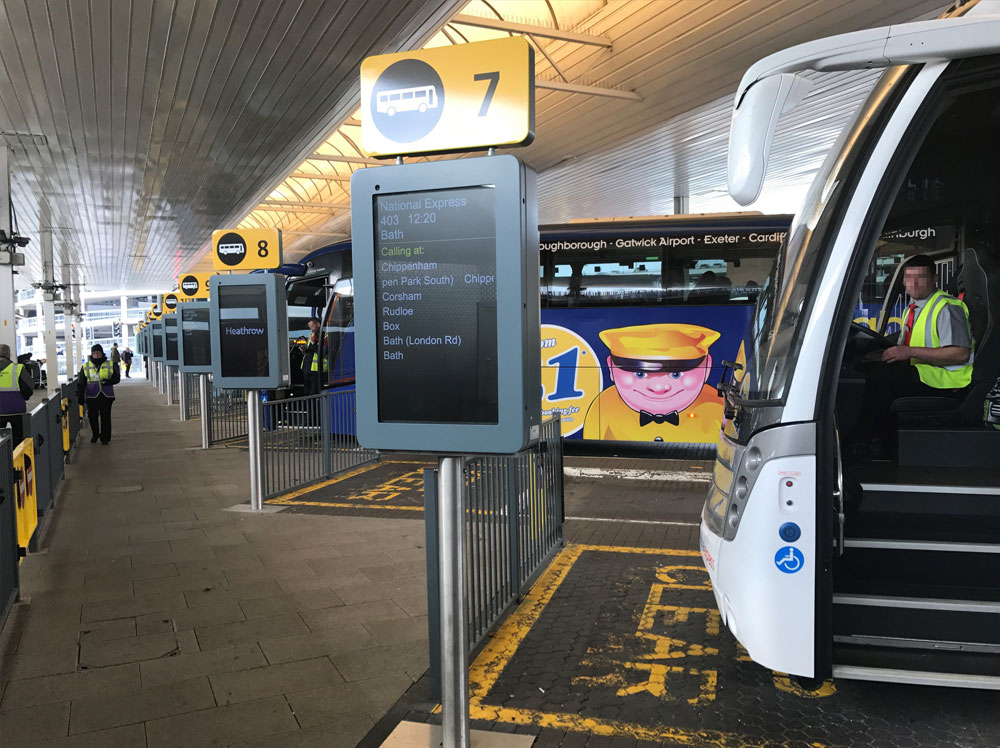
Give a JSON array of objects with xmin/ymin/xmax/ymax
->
[{"xmin": 774, "ymin": 546, "xmax": 804, "ymax": 574}]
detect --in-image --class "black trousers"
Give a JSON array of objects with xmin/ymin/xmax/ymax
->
[
  {"xmin": 87, "ymin": 395, "xmax": 114, "ymax": 443},
  {"xmin": 858, "ymin": 362, "xmax": 964, "ymax": 443},
  {"xmin": 303, "ymin": 373, "xmax": 321, "ymax": 396},
  {"xmin": 124, "ymin": 362, "xmax": 132, "ymax": 377}
]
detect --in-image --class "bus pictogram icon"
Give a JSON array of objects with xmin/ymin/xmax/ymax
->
[{"xmin": 376, "ymin": 85, "xmax": 439, "ymax": 117}]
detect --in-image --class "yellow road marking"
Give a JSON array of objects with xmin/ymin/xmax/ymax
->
[
  {"xmin": 464, "ymin": 543, "xmax": 839, "ymax": 748},
  {"xmin": 264, "ymin": 459, "xmax": 432, "ymax": 504},
  {"xmin": 269, "ymin": 499, "xmax": 423, "ymax": 512}
]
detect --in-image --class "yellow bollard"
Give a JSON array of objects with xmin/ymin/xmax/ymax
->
[
  {"xmin": 61, "ymin": 398, "xmax": 71, "ymax": 454},
  {"xmin": 12, "ymin": 438, "xmax": 38, "ymax": 559}
]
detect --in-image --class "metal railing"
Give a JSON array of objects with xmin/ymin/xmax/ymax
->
[
  {"xmin": 168, "ymin": 367, "xmax": 180, "ymax": 404},
  {"xmin": 250, "ymin": 389, "xmax": 377, "ymax": 505},
  {"xmin": 208, "ymin": 383, "xmax": 249, "ymax": 444},
  {"xmin": 425, "ymin": 416, "xmax": 564, "ymax": 693},
  {"xmin": 182, "ymin": 373, "xmax": 201, "ymax": 420},
  {"xmin": 0, "ymin": 388, "xmax": 84, "ymax": 627},
  {"xmin": 0, "ymin": 432, "xmax": 17, "ymax": 629}
]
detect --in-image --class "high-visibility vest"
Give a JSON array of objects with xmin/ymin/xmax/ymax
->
[
  {"xmin": 83, "ymin": 360, "xmax": 115, "ymax": 398},
  {"xmin": 303, "ymin": 337, "xmax": 328, "ymax": 374},
  {"xmin": 310, "ymin": 348, "xmax": 328, "ymax": 373},
  {"xmin": 0, "ymin": 362, "xmax": 27, "ymax": 414},
  {"xmin": 908, "ymin": 289, "xmax": 974, "ymax": 389}
]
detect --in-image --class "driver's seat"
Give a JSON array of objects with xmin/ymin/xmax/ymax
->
[{"xmin": 892, "ymin": 248, "xmax": 1000, "ymax": 465}]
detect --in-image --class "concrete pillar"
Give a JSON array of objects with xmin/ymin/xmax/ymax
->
[
  {"xmin": 40, "ymin": 205, "xmax": 59, "ymax": 392},
  {"xmin": 673, "ymin": 194, "xmax": 690, "ymax": 215},
  {"xmin": 75, "ymin": 290, "xmax": 84, "ymax": 375},
  {"xmin": 120, "ymin": 294, "xmax": 127, "ymax": 347},
  {"xmin": 0, "ymin": 148, "xmax": 14, "ymax": 354},
  {"xmin": 78, "ymin": 295, "xmax": 87, "ymax": 363},
  {"xmin": 63, "ymin": 270, "xmax": 77, "ymax": 379}
]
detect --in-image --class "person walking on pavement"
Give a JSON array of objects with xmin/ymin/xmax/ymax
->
[
  {"xmin": 121, "ymin": 347, "xmax": 134, "ymax": 378},
  {"xmin": 77, "ymin": 343, "xmax": 120, "ymax": 444},
  {"xmin": 110, "ymin": 343, "xmax": 121, "ymax": 367},
  {"xmin": 0, "ymin": 343, "xmax": 34, "ymax": 445}
]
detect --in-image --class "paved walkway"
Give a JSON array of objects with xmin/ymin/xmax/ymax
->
[{"xmin": 0, "ymin": 379, "xmax": 429, "ymax": 748}]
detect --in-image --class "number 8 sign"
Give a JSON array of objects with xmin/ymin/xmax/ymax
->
[{"xmin": 211, "ymin": 228, "xmax": 282, "ymax": 271}]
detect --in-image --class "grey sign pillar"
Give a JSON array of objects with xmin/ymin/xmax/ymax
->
[
  {"xmin": 199, "ymin": 374, "xmax": 211, "ymax": 449},
  {"xmin": 438, "ymin": 456, "xmax": 470, "ymax": 748},
  {"xmin": 0, "ymin": 148, "xmax": 15, "ymax": 354}
]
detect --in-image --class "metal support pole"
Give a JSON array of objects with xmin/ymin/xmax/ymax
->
[
  {"xmin": 75, "ymin": 313, "xmax": 84, "ymax": 376},
  {"xmin": 506, "ymin": 459, "xmax": 521, "ymax": 595},
  {"xmin": 165, "ymin": 365, "xmax": 173, "ymax": 404},
  {"xmin": 248, "ymin": 393, "xmax": 263, "ymax": 510},
  {"xmin": 0, "ymin": 148, "xmax": 15, "ymax": 355},
  {"xmin": 320, "ymin": 392, "xmax": 331, "ymax": 476},
  {"xmin": 75, "ymin": 296, "xmax": 85, "ymax": 372},
  {"xmin": 62, "ymin": 275, "xmax": 76, "ymax": 379},
  {"xmin": 157, "ymin": 362, "xmax": 165, "ymax": 395},
  {"xmin": 40, "ymin": 205, "xmax": 59, "ymax": 394},
  {"xmin": 438, "ymin": 455, "xmax": 470, "ymax": 748},
  {"xmin": 179, "ymin": 372, "xmax": 187, "ymax": 421},
  {"xmin": 199, "ymin": 374, "xmax": 210, "ymax": 449}
]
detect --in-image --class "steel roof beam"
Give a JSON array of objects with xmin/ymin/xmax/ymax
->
[
  {"xmin": 450, "ymin": 14, "xmax": 611, "ymax": 47},
  {"xmin": 306, "ymin": 154, "xmax": 382, "ymax": 165},
  {"xmin": 261, "ymin": 199, "xmax": 350, "ymax": 210},
  {"xmin": 252, "ymin": 206, "xmax": 343, "ymax": 215},
  {"xmin": 535, "ymin": 79, "xmax": 642, "ymax": 101},
  {"xmin": 286, "ymin": 171, "xmax": 352, "ymax": 182}
]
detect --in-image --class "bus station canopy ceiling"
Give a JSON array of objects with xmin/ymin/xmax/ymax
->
[{"xmin": 0, "ymin": 0, "xmax": 948, "ymax": 291}]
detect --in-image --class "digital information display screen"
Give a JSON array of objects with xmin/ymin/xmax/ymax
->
[
  {"xmin": 152, "ymin": 328, "xmax": 164, "ymax": 359},
  {"xmin": 218, "ymin": 285, "xmax": 269, "ymax": 378},
  {"xmin": 182, "ymin": 306, "xmax": 211, "ymax": 367},
  {"xmin": 373, "ymin": 186, "xmax": 498, "ymax": 424},
  {"xmin": 164, "ymin": 316, "xmax": 179, "ymax": 362}
]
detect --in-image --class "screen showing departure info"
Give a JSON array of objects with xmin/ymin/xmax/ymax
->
[
  {"xmin": 182, "ymin": 307, "xmax": 211, "ymax": 367},
  {"xmin": 152, "ymin": 327, "xmax": 163, "ymax": 358},
  {"xmin": 218, "ymin": 285, "xmax": 268, "ymax": 378},
  {"xmin": 164, "ymin": 316, "xmax": 179, "ymax": 361},
  {"xmin": 373, "ymin": 186, "xmax": 498, "ymax": 424}
]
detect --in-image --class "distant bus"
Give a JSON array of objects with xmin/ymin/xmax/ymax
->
[
  {"xmin": 376, "ymin": 85, "xmax": 439, "ymax": 116},
  {"xmin": 284, "ymin": 212, "xmax": 791, "ymax": 451}
]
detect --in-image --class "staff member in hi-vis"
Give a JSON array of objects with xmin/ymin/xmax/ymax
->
[
  {"xmin": 583, "ymin": 323, "xmax": 723, "ymax": 443},
  {"xmin": 0, "ymin": 343, "xmax": 35, "ymax": 445},
  {"xmin": 76, "ymin": 344, "xmax": 120, "ymax": 444}
]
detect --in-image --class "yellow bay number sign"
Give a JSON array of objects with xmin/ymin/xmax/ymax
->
[
  {"xmin": 361, "ymin": 37, "xmax": 534, "ymax": 158},
  {"xmin": 212, "ymin": 228, "xmax": 282, "ymax": 271},
  {"xmin": 178, "ymin": 272, "xmax": 213, "ymax": 300}
]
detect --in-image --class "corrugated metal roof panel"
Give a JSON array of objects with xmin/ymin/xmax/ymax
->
[{"xmin": 0, "ymin": 0, "xmax": 463, "ymax": 289}]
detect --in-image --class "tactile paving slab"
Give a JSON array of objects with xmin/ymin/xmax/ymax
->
[{"xmin": 467, "ymin": 544, "xmax": 1000, "ymax": 748}]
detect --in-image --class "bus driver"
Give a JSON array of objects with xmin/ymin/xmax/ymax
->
[{"xmin": 856, "ymin": 254, "xmax": 973, "ymax": 456}]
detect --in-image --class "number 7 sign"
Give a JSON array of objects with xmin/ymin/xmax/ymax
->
[{"xmin": 361, "ymin": 37, "xmax": 534, "ymax": 158}]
